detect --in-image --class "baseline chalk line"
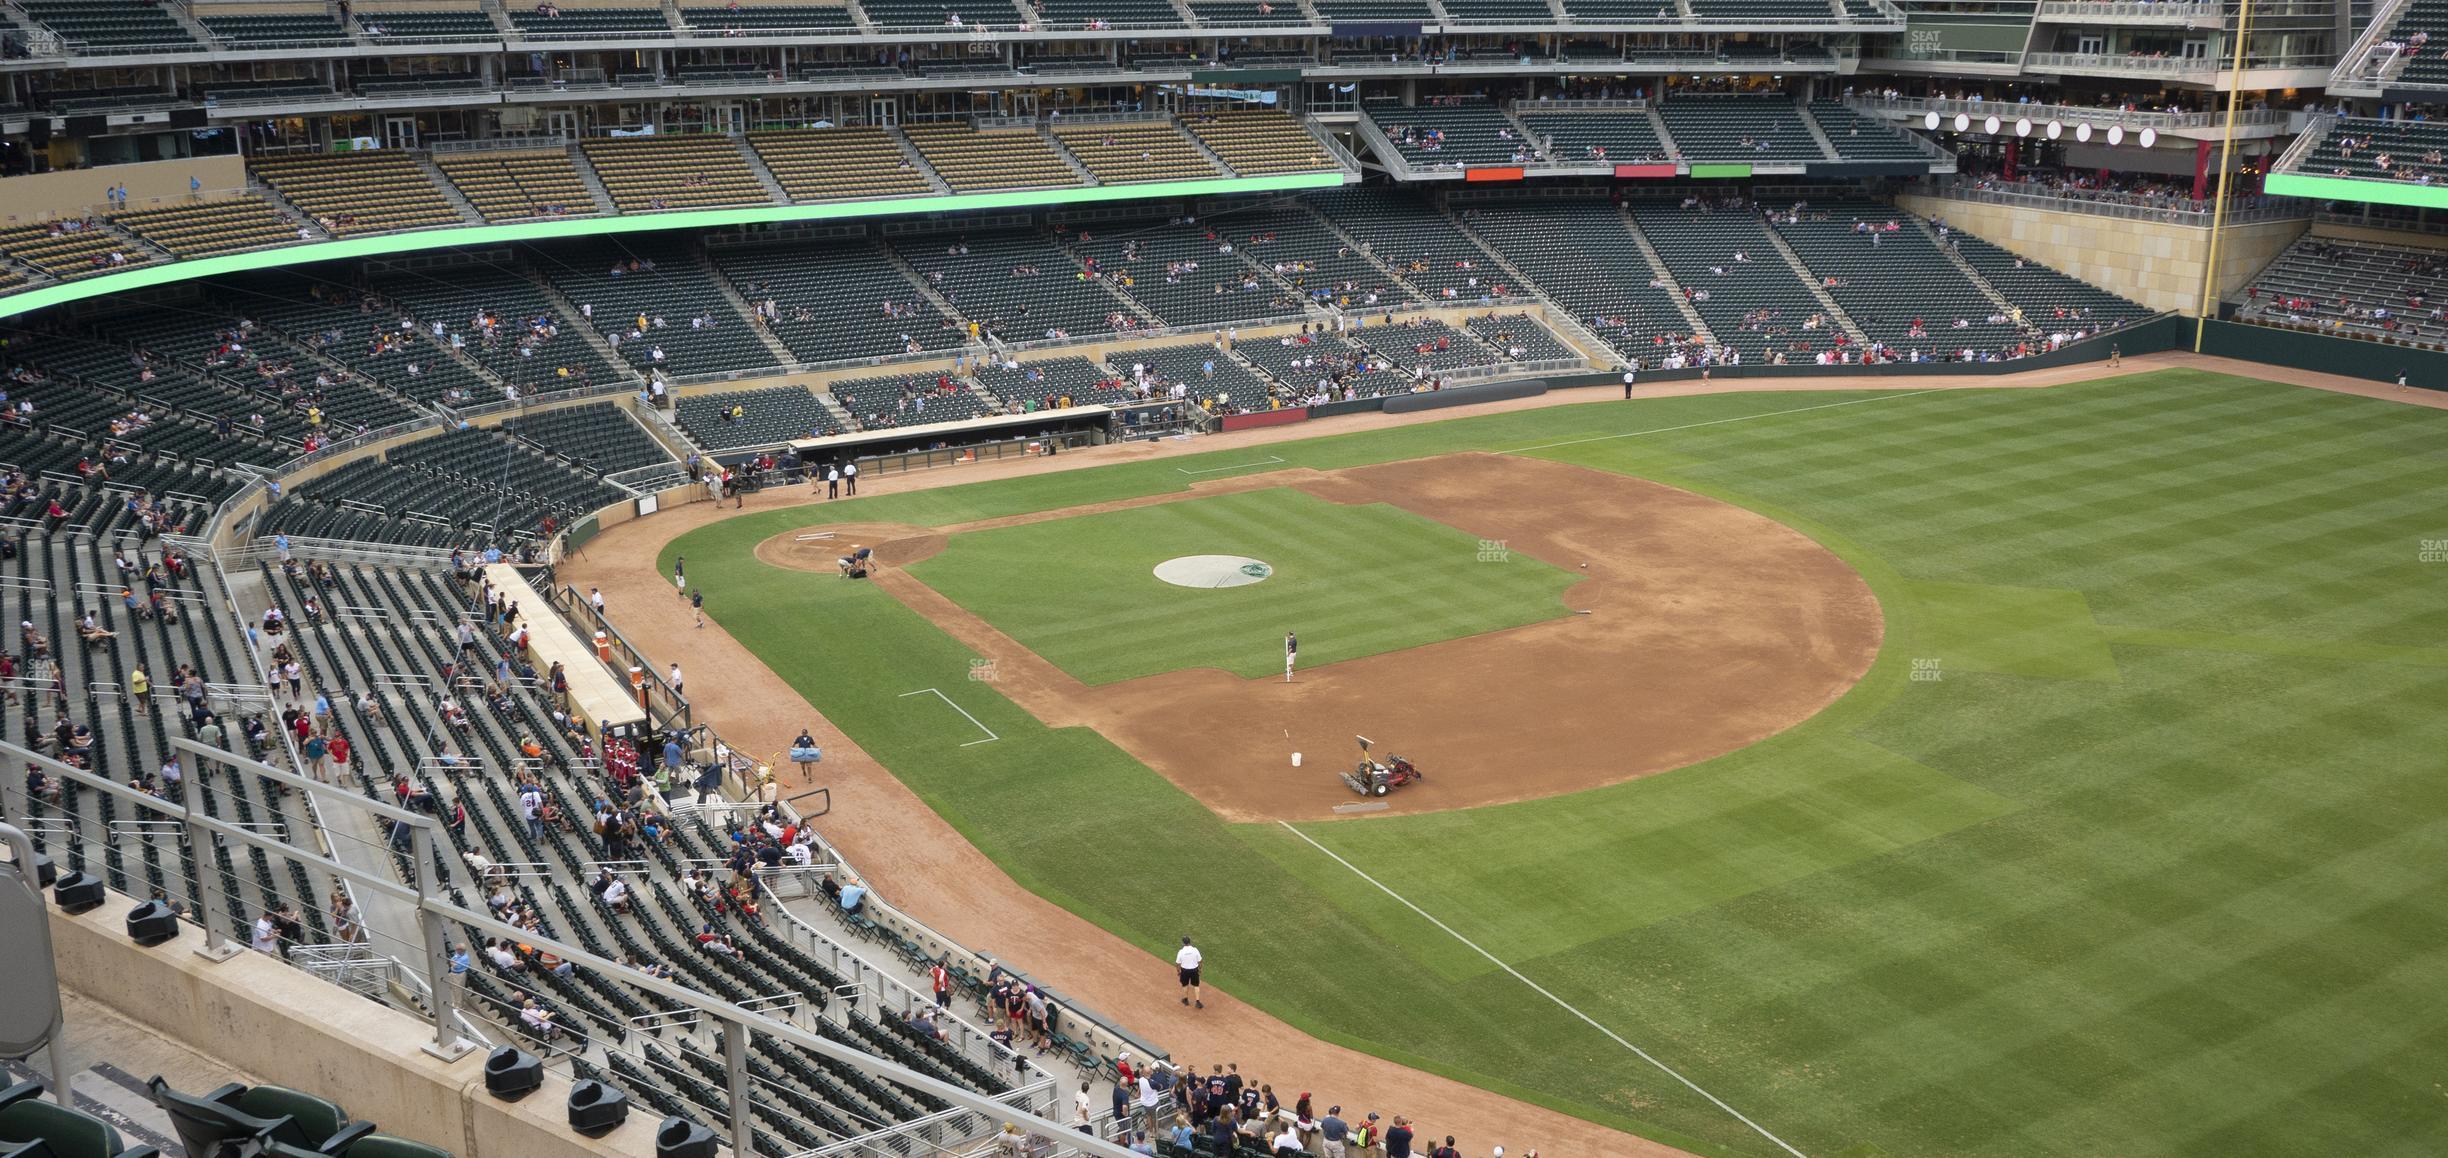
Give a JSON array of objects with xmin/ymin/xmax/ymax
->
[
  {"xmin": 1177, "ymin": 454, "xmax": 1288, "ymax": 476},
  {"xmin": 898, "ymin": 687, "xmax": 999, "ymax": 746},
  {"xmin": 1499, "ymin": 388, "xmax": 1946, "ymax": 455},
  {"xmin": 1277, "ymin": 821, "xmax": 1808, "ymax": 1158}
]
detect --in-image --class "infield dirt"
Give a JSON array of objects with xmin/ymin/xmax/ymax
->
[{"xmin": 759, "ymin": 452, "xmax": 1884, "ymax": 822}]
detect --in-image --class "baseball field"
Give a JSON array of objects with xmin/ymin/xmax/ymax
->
[{"xmin": 657, "ymin": 366, "xmax": 2448, "ymax": 1157}]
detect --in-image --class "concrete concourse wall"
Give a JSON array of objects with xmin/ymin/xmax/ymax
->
[
  {"xmin": 1894, "ymin": 193, "xmax": 2308, "ymax": 316},
  {"xmin": 0, "ymin": 156, "xmax": 249, "ymax": 227},
  {"xmin": 46, "ymin": 899, "xmax": 660, "ymax": 1158}
]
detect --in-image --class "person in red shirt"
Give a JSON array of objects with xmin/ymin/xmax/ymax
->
[{"xmin": 931, "ymin": 961, "xmax": 953, "ymax": 1008}]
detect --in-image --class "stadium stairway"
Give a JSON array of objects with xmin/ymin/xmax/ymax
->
[
  {"xmin": 882, "ymin": 129, "xmax": 954, "ymax": 195},
  {"xmin": 697, "ymin": 248, "xmax": 800, "ymax": 369},
  {"xmin": 1040, "ymin": 132, "xmax": 1102, "ymax": 187},
  {"xmin": 1616, "ymin": 205, "xmax": 1718, "ymax": 344},
  {"xmin": 1797, "ymin": 102, "xmax": 1843, "ymax": 161},
  {"xmin": 568, "ymin": 147, "xmax": 620, "ymax": 216},
  {"xmin": 413, "ymin": 155, "xmax": 489, "ymax": 226},
  {"xmin": 1756, "ymin": 218, "xmax": 1873, "ymax": 348},
  {"xmin": 1913, "ymin": 217, "xmax": 2023, "ymax": 326}
]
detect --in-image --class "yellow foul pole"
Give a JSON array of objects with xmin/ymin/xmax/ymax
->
[{"xmin": 2194, "ymin": 0, "xmax": 2257, "ymax": 351}]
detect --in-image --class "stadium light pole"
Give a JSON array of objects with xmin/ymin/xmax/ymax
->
[{"xmin": 2193, "ymin": 0, "xmax": 2257, "ymax": 351}]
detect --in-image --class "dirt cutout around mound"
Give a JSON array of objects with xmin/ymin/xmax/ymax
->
[{"xmin": 769, "ymin": 452, "xmax": 1884, "ymax": 822}]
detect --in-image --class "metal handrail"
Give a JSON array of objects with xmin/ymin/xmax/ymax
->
[{"xmin": 3, "ymin": 734, "xmax": 1137, "ymax": 1158}]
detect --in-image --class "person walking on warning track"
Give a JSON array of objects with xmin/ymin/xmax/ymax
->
[
  {"xmin": 1176, "ymin": 936, "xmax": 1204, "ymax": 1009},
  {"xmin": 843, "ymin": 461, "xmax": 859, "ymax": 495},
  {"xmin": 826, "ymin": 464, "xmax": 841, "ymax": 499},
  {"xmin": 673, "ymin": 556, "xmax": 686, "ymax": 600},
  {"xmin": 691, "ymin": 588, "xmax": 705, "ymax": 628},
  {"xmin": 1621, "ymin": 362, "xmax": 1638, "ymax": 399}
]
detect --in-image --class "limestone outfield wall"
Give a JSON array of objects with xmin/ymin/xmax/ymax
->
[{"xmin": 1895, "ymin": 194, "xmax": 2308, "ymax": 316}]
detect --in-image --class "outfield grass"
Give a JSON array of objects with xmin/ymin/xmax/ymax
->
[
  {"xmin": 665, "ymin": 370, "xmax": 2448, "ymax": 1157},
  {"xmin": 905, "ymin": 488, "xmax": 1579, "ymax": 683}
]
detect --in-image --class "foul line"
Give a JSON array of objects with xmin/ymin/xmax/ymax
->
[
  {"xmin": 1497, "ymin": 388, "xmax": 1946, "ymax": 456},
  {"xmin": 1176, "ymin": 454, "xmax": 1287, "ymax": 476},
  {"xmin": 1277, "ymin": 821, "xmax": 1809, "ymax": 1158},
  {"xmin": 898, "ymin": 687, "xmax": 999, "ymax": 746}
]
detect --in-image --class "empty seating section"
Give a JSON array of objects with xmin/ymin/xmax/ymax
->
[
  {"xmin": 1356, "ymin": 317, "xmax": 1501, "ymax": 374},
  {"xmin": 1311, "ymin": 188, "xmax": 1518, "ymax": 302},
  {"xmin": 507, "ymin": 6, "xmax": 673, "ymax": 35},
  {"xmin": 973, "ymin": 356, "xmax": 1130, "ymax": 408},
  {"xmin": 1806, "ymin": 101, "xmax": 1928, "ymax": 162},
  {"xmin": 1657, "ymin": 94, "xmax": 1825, "ymax": 162},
  {"xmin": 251, "ymin": 152, "xmax": 463, "ymax": 236},
  {"xmin": 502, "ymin": 401, "xmax": 681, "ymax": 482},
  {"xmin": 1951, "ymin": 234, "xmax": 2153, "ymax": 329},
  {"xmin": 900, "ymin": 123, "xmax": 1080, "ymax": 192},
  {"xmin": 1364, "ymin": 100, "xmax": 1539, "ymax": 169},
  {"xmin": 181, "ymin": 275, "xmax": 468, "ymax": 416},
  {"xmin": 580, "ymin": 136, "xmax": 771, "ymax": 211},
  {"xmin": 749, "ymin": 128, "xmax": 935, "ymax": 202},
  {"xmin": 1771, "ymin": 201, "xmax": 2017, "ymax": 351},
  {"xmin": 1467, "ymin": 311, "xmax": 1578, "ymax": 361},
  {"xmin": 858, "ymin": 0, "xmax": 1024, "ymax": 28},
  {"xmin": 0, "ymin": 223, "xmax": 154, "ymax": 281},
  {"xmin": 271, "ymin": 426, "xmax": 622, "ymax": 547},
  {"xmin": 1686, "ymin": 0, "xmax": 1835, "ymax": 18},
  {"xmin": 199, "ymin": 10, "xmax": 349, "ymax": 46},
  {"xmin": 554, "ymin": 241, "xmax": 777, "ymax": 379},
  {"xmin": 1185, "ymin": 0, "xmax": 1312, "ymax": 23},
  {"xmin": 1314, "ymin": 0, "xmax": 1436, "ymax": 17},
  {"xmin": 680, "ymin": 3, "xmax": 858, "ymax": 30},
  {"xmin": 1464, "ymin": 199, "xmax": 1694, "ymax": 360},
  {"xmin": 1053, "ymin": 121, "xmax": 1219, "ymax": 184},
  {"xmin": 831, "ymin": 370, "xmax": 994, "ymax": 429},
  {"xmin": 1060, "ymin": 217, "xmax": 1289, "ymax": 328},
  {"xmin": 436, "ymin": 150, "xmax": 598, "ymax": 221},
  {"xmin": 1183, "ymin": 110, "xmax": 1335, "ymax": 175},
  {"xmin": 1631, "ymin": 201, "xmax": 1831, "ymax": 363},
  {"xmin": 1032, "ymin": 0, "xmax": 1181, "ymax": 25},
  {"xmin": 362, "ymin": 265, "xmax": 615, "ymax": 398},
  {"xmin": 2296, "ymin": 117, "xmax": 2448, "ymax": 185},
  {"xmin": 2236, "ymin": 236, "xmax": 2448, "ymax": 344},
  {"xmin": 678, "ymin": 385, "xmax": 840, "ymax": 447},
  {"xmin": 21, "ymin": 0, "xmax": 200, "ymax": 49},
  {"xmin": 1234, "ymin": 200, "xmax": 1417, "ymax": 308},
  {"xmin": 1439, "ymin": 0, "xmax": 1558, "ymax": 19},
  {"xmin": 896, "ymin": 229, "xmax": 1121, "ymax": 341},
  {"xmin": 353, "ymin": 8, "xmax": 501, "ymax": 38},
  {"xmin": 713, "ymin": 240, "xmax": 964, "ymax": 363},
  {"xmin": 1515, "ymin": 108, "xmax": 1669, "ymax": 163},
  {"xmin": 1560, "ymin": 0, "xmax": 1696, "ymax": 19}
]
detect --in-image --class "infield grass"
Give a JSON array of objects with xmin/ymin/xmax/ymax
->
[
  {"xmin": 664, "ymin": 369, "xmax": 2448, "ymax": 1158},
  {"xmin": 905, "ymin": 487, "xmax": 1580, "ymax": 684}
]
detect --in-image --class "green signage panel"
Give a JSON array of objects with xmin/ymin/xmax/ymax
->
[
  {"xmin": 2264, "ymin": 170, "xmax": 2448, "ymax": 211},
  {"xmin": 1690, "ymin": 163, "xmax": 1754, "ymax": 179}
]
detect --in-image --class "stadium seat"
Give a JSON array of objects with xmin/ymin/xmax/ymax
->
[{"xmin": 0, "ymin": 1081, "xmax": 158, "ymax": 1158}]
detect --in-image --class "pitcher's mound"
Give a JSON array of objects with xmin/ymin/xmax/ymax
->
[{"xmin": 1154, "ymin": 555, "xmax": 1274, "ymax": 589}]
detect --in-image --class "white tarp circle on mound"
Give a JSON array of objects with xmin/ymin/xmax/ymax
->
[{"xmin": 1154, "ymin": 555, "xmax": 1274, "ymax": 589}]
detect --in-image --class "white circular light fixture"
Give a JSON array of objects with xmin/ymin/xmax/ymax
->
[
  {"xmin": 1925, "ymin": 111, "xmax": 1941, "ymax": 130},
  {"xmin": 2139, "ymin": 127, "xmax": 2157, "ymax": 148},
  {"xmin": 2076, "ymin": 122, "xmax": 2093, "ymax": 142},
  {"xmin": 1984, "ymin": 115, "xmax": 2000, "ymax": 135},
  {"xmin": 2046, "ymin": 120, "xmax": 2062, "ymax": 139},
  {"xmin": 1954, "ymin": 113, "xmax": 1971, "ymax": 132},
  {"xmin": 2015, "ymin": 118, "xmax": 2032, "ymax": 138},
  {"xmin": 2107, "ymin": 125, "xmax": 2125, "ymax": 146}
]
